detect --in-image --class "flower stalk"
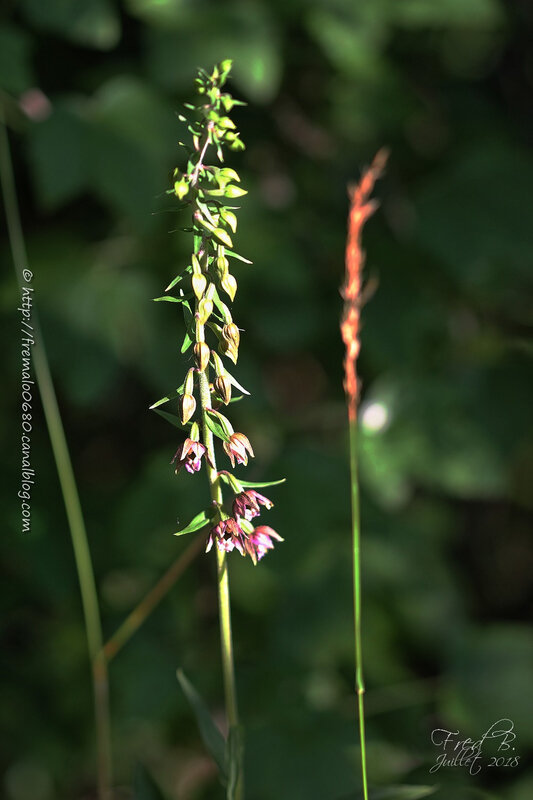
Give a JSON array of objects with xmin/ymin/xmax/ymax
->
[{"xmin": 341, "ymin": 150, "xmax": 387, "ymax": 800}]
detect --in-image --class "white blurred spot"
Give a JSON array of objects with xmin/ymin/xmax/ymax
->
[{"xmin": 361, "ymin": 401, "xmax": 390, "ymax": 433}]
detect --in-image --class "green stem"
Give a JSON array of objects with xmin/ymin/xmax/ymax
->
[
  {"xmin": 349, "ymin": 416, "xmax": 369, "ymax": 800},
  {"xmin": 197, "ymin": 368, "xmax": 243, "ymax": 800},
  {"xmin": 103, "ymin": 535, "xmax": 204, "ymax": 662},
  {"xmin": 0, "ymin": 109, "xmax": 112, "ymax": 800}
]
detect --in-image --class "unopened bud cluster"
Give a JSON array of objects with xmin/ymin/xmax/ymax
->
[{"xmin": 153, "ymin": 62, "xmax": 282, "ymax": 564}]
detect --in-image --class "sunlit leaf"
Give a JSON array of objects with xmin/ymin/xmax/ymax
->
[
  {"xmin": 174, "ymin": 510, "xmax": 210, "ymax": 536},
  {"xmin": 235, "ymin": 478, "xmax": 286, "ymax": 489},
  {"xmin": 205, "ymin": 409, "xmax": 232, "ymax": 442}
]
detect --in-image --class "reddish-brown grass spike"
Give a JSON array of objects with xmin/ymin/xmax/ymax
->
[{"xmin": 341, "ymin": 149, "xmax": 388, "ymax": 419}]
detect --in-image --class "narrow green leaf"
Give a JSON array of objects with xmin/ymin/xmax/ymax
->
[
  {"xmin": 236, "ymin": 478, "xmax": 286, "ymax": 488},
  {"xmin": 149, "ymin": 386, "xmax": 183, "ymax": 410},
  {"xmin": 197, "ymin": 199, "xmax": 218, "ymax": 226},
  {"xmin": 165, "ymin": 273, "xmax": 185, "ymax": 292},
  {"xmin": 226, "ymin": 371, "xmax": 250, "ymax": 395},
  {"xmin": 181, "ymin": 331, "xmax": 193, "ymax": 353},
  {"xmin": 152, "ymin": 408, "xmax": 183, "ymax": 429},
  {"xmin": 153, "ymin": 294, "xmax": 190, "ymax": 303},
  {"xmin": 212, "ymin": 287, "xmax": 232, "ymax": 323},
  {"xmin": 174, "ymin": 510, "xmax": 210, "ymax": 536},
  {"xmin": 205, "ymin": 409, "xmax": 232, "ymax": 442},
  {"xmin": 181, "ymin": 299, "xmax": 194, "ymax": 353},
  {"xmin": 176, "ymin": 670, "xmax": 226, "ymax": 776},
  {"xmin": 219, "ymin": 472, "xmax": 243, "ymax": 493},
  {"xmin": 226, "ymin": 251, "xmax": 253, "ymax": 264},
  {"xmin": 133, "ymin": 763, "xmax": 167, "ymax": 800}
]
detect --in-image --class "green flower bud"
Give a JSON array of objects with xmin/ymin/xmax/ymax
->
[
  {"xmin": 224, "ymin": 185, "xmax": 247, "ymax": 199},
  {"xmin": 211, "ymin": 351, "xmax": 225, "ymax": 376},
  {"xmin": 219, "ymin": 339, "xmax": 238, "ymax": 364},
  {"xmin": 174, "ymin": 179, "xmax": 189, "ymax": 200},
  {"xmin": 229, "ymin": 138, "xmax": 245, "ymax": 152},
  {"xmin": 222, "ymin": 322, "xmax": 240, "ymax": 349},
  {"xmin": 219, "ymin": 59, "xmax": 233, "ymax": 78},
  {"xmin": 194, "ymin": 341, "xmax": 210, "ymax": 372},
  {"xmin": 192, "ymin": 272, "xmax": 207, "ymax": 300},
  {"xmin": 217, "ymin": 117, "xmax": 236, "ymax": 130},
  {"xmin": 219, "ymin": 168, "xmax": 240, "ymax": 184},
  {"xmin": 198, "ymin": 296, "xmax": 213, "ymax": 324},
  {"xmin": 221, "ymin": 272, "xmax": 237, "ymax": 301},
  {"xmin": 180, "ymin": 392, "xmax": 196, "ymax": 424},
  {"xmin": 184, "ymin": 367, "xmax": 195, "ymax": 396},
  {"xmin": 216, "ymin": 255, "xmax": 229, "ymax": 278},
  {"xmin": 214, "ymin": 228, "xmax": 233, "ymax": 248},
  {"xmin": 214, "ymin": 374, "xmax": 232, "ymax": 405},
  {"xmin": 221, "ymin": 209, "xmax": 237, "ymax": 233}
]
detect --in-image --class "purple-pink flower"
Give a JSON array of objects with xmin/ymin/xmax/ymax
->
[
  {"xmin": 233, "ymin": 490, "xmax": 274, "ymax": 521},
  {"xmin": 206, "ymin": 518, "xmax": 246, "ymax": 555},
  {"xmin": 171, "ymin": 438, "xmax": 206, "ymax": 474},
  {"xmin": 244, "ymin": 525, "xmax": 283, "ymax": 565},
  {"xmin": 223, "ymin": 432, "xmax": 254, "ymax": 467}
]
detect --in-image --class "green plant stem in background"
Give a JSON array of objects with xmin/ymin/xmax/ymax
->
[
  {"xmin": 349, "ymin": 418, "xmax": 369, "ymax": 800},
  {"xmin": 0, "ymin": 110, "xmax": 112, "ymax": 800},
  {"xmin": 103, "ymin": 536, "xmax": 204, "ymax": 662},
  {"xmin": 198, "ymin": 368, "xmax": 243, "ymax": 800},
  {"xmin": 341, "ymin": 151, "xmax": 387, "ymax": 800}
]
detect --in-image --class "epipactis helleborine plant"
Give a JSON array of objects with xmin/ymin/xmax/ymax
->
[{"xmin": 151, "ymin": 60, "xmax": 284, "ymax": 562}]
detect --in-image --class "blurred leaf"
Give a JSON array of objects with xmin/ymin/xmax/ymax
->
[
  {"xmin": 414, "ymin": 145, "xmax": 533, "ymax": 321},
  {"xmin": 87, "ymin": 123, "xmax": 163, "ymax": 224},
  {"xmin": 133, "ymin": 762, "xmax": 167, "ymax": 800},
  {"xmin": 20, "ymin": 0, "xmax": 120, "ymax": 49},
  {"xmin": 144, "ymin": 3, "xmax": 282, "ymax": 103},
  {"xmin": 0, "ymin": 24, "xmax": 33, "ymax": 93},
  {"xmin": 176, "ymin": 669, "xmax": 226, "ymax": 776},
  {"xmin": 28, "ymin": 102, "xmax": 89, "ymax": 209},
  {"xmin": 394, "ymin": 0, "xmax": 502, "ymax": 28},
  {"xmin": 307, "ymin": 10, "xmax": 386, "ymax": 80},
  {"xmin": 440, "ymin": 625, "xmax": 533, "ymax": 746},
  {"xmin": 90, "ymin": 76, "xmax": 175, "ymax": 163},
  {"xmin": 359, "ymin": 375, "xmax": 507, "ymax": 503},
  {"xmin": 344, "ymin": 787, "xmax": 437, "ymax": 800}
]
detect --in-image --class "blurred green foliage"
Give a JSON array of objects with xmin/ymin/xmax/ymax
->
[{"xmin": 1, "ymin": 0, "xmax": 532, "ymax": 799}]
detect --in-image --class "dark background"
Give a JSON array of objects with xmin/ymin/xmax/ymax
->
[{"xmin": 1, "ymin": 1, "xmax": 533, "ymax": 798}]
